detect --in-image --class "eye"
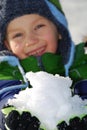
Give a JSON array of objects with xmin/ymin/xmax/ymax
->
[
  {"xmin": 13, "ymin": 33, "xmax": 23, "ymax": 39},
  {"xmin": 34, "ymin": 24, "xmax": 45, "ymax": 30}
]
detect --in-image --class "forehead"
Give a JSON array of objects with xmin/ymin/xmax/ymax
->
[
  {"xmin": 6, "ymin": 14, "xmax": 55, "ymax": 33},
  {"xmin": 8, "ymin": 14, "xmax": 50, "ymax": 26}
]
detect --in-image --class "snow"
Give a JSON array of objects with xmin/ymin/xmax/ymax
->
[
  {"xmin": 60, "ymin": 0, "xmax": 87, "ymax": 44},
  {"xmin": 8, "ymin": 71, "xmax": 87, "ymax": 130}
]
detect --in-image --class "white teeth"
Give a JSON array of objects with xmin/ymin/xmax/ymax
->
[{"xmin": 28, "ymin": 46, "xmax": 45, "ymax": 56}]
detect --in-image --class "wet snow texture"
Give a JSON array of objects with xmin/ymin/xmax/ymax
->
[{"xmin": 8, "ymin": 72, "xmax": 87, "ymax": 130}]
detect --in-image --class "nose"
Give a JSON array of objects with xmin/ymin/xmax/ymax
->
[{"xmin": 25, "ymin": 32, "xmax": 39, "ymax": 46}]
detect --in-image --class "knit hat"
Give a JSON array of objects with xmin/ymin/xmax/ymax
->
[{"xmin": 0, "ymin": 0, "xmax": 75, "ymax": 73}]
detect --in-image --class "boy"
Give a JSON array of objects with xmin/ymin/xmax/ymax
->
[
  {"xmin": 0, "ymin": 0, "xmax": 87, "ymax": 129},
  {"xmin": 0, "ymin": 0, "xmax": 75, "ymax": 73}
]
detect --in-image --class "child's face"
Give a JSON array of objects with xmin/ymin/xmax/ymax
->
[{"xmin": 5, "ymin": 14, "xmax": 60, "ymax": 59}]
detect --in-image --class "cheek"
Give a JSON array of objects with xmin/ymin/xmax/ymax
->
[
  {"xmin": 45, "ymin": 32, "xmax": 58, "ymax": 45},
  {"xmin": 10, "ymin": 42, "xmax": 23, "ymax": 52},
  {"xmin": 44, "ymin": 29, "xmax": 53, "ymax": 38},
  {"xmin": 49, "ymin": 43, "xmax": 58, "ymax": 53},
  {"xmin": 45, "ymin": 33, "xmax": 58, "ymax": 53},
  {"xmin": 44, "ymin": 28, "xmax": 58, "ymax": 41},
  {"xmin": 14, "ymin": 44, "xmax": 21, "ymax": 49}
]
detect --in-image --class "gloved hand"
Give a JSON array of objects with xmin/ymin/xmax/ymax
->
[
  {"xmin": 57, "ymin": 115, "xmax": 87, "ymax": 130},
  {"xmin": 3, "ymin": 107, "xmax": 41, "ymax": 130},
  {"xmin": 2, "ymin": 105, "xmax": 87, "ymax": 130}
]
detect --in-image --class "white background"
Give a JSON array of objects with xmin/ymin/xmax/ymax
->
[{"xmin": 60, "ymin": 0, "xmax": 87, "ymax": 44}]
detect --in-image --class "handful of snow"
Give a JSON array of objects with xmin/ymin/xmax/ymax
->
[{"xmin": 8, "ymin": 71, "xmax": 87, "ymax": 130}]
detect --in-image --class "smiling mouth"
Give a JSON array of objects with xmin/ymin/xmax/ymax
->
[{"xmin": 26, "ymin": 46, "xmax": 46, "ymax": 56}]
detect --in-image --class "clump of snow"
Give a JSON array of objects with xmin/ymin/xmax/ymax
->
[{"xmin": 8, "ymin": 71, "xmax": 87, "ymax": 130}]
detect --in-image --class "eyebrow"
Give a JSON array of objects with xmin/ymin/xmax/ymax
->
[
  {"xmin": 7, "ymin": 17, "xmax": 47, "ymax": 34},
  {"xmin": 7, "ymin": 29, "xmax": 22, "ymax": 35},
  {"xmin": 32, "ymin": 17, "xmax": 46, "ymax": 25}
]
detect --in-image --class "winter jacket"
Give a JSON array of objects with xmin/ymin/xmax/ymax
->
[
  {"xmin": 69, "ymin": 43, "xmax": 87, "ymax": 99},
  {"xmin": 0, "ymin": 42, "xmax": 87, "ymax": 129},
  {"xmin": 0, "ymin": 51, "xmax": 65, "ymax": 129}
]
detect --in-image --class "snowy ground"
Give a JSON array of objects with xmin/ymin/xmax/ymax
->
[{"xmin": 60, "ymin": 0, "xmax": 87, "ymax": 44}]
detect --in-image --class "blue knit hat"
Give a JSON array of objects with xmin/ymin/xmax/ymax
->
[{"xmin": 0, "ymin": 0, "xmax": 75, "ymax": 73}]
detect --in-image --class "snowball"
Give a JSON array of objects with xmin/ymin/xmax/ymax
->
[{"xmin": 8, "ymin": 71, "xmax": 87, "ymax": 130}]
